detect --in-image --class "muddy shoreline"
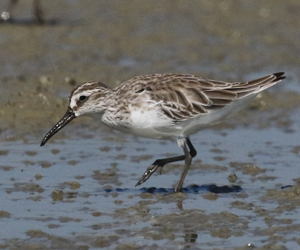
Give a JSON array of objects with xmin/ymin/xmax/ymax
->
[{"xmin": 1, "ymin": 1, "xmax": 300, "ymax": 249}]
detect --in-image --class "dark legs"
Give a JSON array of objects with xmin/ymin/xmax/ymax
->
[
  {"xmin": 1, "ymin": 0, "xmax": 44, "ymax": 24},
  {"xmin": 33, "ymin": 0, "xmax": 44, "ymax": 24},
  {"xmin": 136, "ymin": 138, "xmax": 197, "ymax": 192}
]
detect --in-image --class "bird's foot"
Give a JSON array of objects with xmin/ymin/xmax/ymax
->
[{"xmin": 135, "ymin": 164, "xmax": 162, "ymax": 186}]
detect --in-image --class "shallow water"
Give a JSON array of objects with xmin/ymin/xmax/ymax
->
[
  {"xmin": 1, "ymin": 0, "xmax": 300, "ymax": 249},
  {"xmin": 1, "ymin": 125, "xmax": 300, "ymax": 249}
]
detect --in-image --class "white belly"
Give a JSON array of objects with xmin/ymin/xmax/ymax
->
[{"xmin": 100, "ymin": 93, "xmax": 255, "ymax": 140}]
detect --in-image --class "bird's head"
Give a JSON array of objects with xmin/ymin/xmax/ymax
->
[{"xmin": 40, "ymin": 82, "xmax": 111, "ymax": 146}]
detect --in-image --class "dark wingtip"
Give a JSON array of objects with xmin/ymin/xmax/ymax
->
[{"xmin": 273, "ymin": 72, "xmax": 286, "ymax": 81}]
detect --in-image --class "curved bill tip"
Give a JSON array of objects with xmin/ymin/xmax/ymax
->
[{"xmin": 40, "ymin": 108, "xmax": 76, "ymax": 146}]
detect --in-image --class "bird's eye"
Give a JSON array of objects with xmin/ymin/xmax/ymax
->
[{"xmin": 79, "ymin": 95, "xmax": 87, "ymax": 102}]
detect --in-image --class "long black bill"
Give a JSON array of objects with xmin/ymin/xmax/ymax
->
[{"xmin": 40, "ymin": 108, "xmax": 76, "ymax": 146}]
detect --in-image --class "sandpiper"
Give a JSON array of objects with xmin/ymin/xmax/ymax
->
[
  {"xmin": 41, "ymin": 72, "xmax": 285, "ymax": 192},
  {"xmin": 1, "ymin": 0, "xmax": 44, "ymax": 24}
]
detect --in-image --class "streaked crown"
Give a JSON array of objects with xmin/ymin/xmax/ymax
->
[{"xmin": 69, "ymin": 82, "xmax": 112, "ymax": 116}]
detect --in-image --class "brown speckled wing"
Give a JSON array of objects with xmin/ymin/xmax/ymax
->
[{"xmin": 133, "ymin": 72, "xmax": 285, "ymax": 122}]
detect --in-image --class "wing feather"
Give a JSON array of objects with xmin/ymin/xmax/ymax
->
[{"xmin": 128, "ymin": 72, "xmax": 285, "ymax": 122}]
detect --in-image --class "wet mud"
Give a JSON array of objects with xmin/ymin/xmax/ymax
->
[{"xmin": 1, "ymin": 0, "xmax": 300, "ymax": 249}]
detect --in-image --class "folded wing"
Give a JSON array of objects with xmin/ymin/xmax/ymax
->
[{"xmin": 138, "ymin": 72, "xmax": 285, "ymax": 121}]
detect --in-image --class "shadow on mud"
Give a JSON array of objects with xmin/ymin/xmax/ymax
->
[{"xmin": 105, "ymin": 184, "xmax": 242, "ymax": 194}]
